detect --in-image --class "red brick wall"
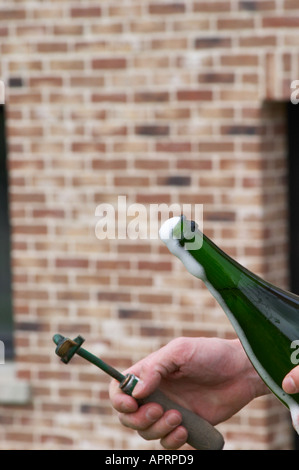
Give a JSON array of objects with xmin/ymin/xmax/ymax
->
[{"xmin": 0, "ymin": 0, "xmax": 298, "ymax": 449}]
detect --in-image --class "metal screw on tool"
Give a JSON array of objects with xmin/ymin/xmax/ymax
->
[
  {"xmin": 53, "ymin": 333, "xmax": 138, "ymax": 393},
  {"xmin": 53, "ymin": 333, "xmax": 224, "ymax": 450}
]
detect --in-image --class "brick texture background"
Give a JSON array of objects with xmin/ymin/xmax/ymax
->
[{"xmin": 0, "ymin": 0, "xmax": 298, "ymax": 450}]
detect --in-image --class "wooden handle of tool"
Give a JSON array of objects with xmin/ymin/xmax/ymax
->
[
  {"xmin": 120, "ymin": 373, "xmax": 224, "ymax": 450},
  {"xmin": 138, "ymin": 388, "xmax": 224, "ymax": 450}
]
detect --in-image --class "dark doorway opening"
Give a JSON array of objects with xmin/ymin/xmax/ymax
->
[
  {"xmin": 287, "ymin": 101, "xmax": 299, "ymax": 449},
  {"xmin": 0, "ymin": 105, "xmax": 14, "ymax": 360}
]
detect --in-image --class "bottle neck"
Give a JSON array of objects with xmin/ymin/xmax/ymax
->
[
  {"xmin": 159, "ymin": 217, "xmax": 245, "ymax": 288},
  {"xmin": 170, "ymin": 218, "xmax": 249, "ymax": 291},
  {"xmin": 160, "ymin": 216, "xmax": 299, "ymax": 302},
  {"xmin": 188, "ymin": 231, "xmax": 249, "ymax": 290}
]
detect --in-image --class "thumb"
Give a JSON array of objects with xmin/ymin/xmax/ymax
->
[
  {"xmin": 282, "ymin": 366, "xmax": 299, "ymax": 394},
  {"xmin": 131, "ymin": 362, "xmax": 163, "ymax": 399},
  {"xmin": 131, "ymin": 347, "xmax": 174, "ymax": 399}
]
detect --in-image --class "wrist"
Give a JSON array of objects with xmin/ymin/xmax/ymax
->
[{"xmin": 232, "ymin": 339, "xmax": 270, "ymax": 399}]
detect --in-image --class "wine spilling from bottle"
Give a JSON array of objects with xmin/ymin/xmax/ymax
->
[{"xmin": 159, "ymin": 216, "xmax": 299, "ymax": 434}]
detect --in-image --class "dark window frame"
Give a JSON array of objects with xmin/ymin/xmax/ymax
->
[{"xmin": 0, "ymin": 104, "xmax": 14, "ymax": 360}]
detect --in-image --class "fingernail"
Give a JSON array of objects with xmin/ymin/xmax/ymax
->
[
  {"xmin": 283, "ymin": 376, "xmax": 297, "ymax": 394},
  {"xmin": 165, "ymin": 413, "xmax": 182, "ymax": 428},
  {"xmin": 146, "ymin": 406, "xmax": 163, "ymax": 422},
  {"xmin": 132, "ymin": 380, "xmax": 144, "ymax": 398},
  {"xmin": 173, "ymin": 427, "xmax": 188, "ymax": 443}
]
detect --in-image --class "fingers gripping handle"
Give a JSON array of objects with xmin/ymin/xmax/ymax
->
[
  {"xmin": 53, "ymin": 335, "xmax": 223, "ymax": 449},
  {"xmin": 121, "ymin": 375, "xmax": 224, "ymax": 451},
  {"xmin": 141, "ymin": 389, "xmax": 224, "ymax": 451}
]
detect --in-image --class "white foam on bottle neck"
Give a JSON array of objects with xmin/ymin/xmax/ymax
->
[
  {"xmin": 159, "ymin": 217, "xmax": 299, "ymax": 434},
  {"xmin": 159, "ymin": 217, "xmax": 206, "ymax": 279}
]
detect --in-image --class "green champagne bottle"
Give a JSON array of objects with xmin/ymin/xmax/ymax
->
[{"xmin": 159, "ymin": 216, "xmax": 299, "ymax": 434}]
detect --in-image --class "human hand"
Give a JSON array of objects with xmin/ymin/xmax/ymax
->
[
  {"xmin": 109, "ymin": 337, "xmax": 268, "ymax": 449},
  {"xmin": 283, "ymin": 365, "xmax": 299, "ymax": 394}
]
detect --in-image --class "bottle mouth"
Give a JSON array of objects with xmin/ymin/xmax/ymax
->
[
  {"xmin": 177, "ymin": 215, "xmax": 197, "ymax": 247},
  {"xmin": 159, "ymin": 215, "xmax": 198, "ymax": 248}
]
